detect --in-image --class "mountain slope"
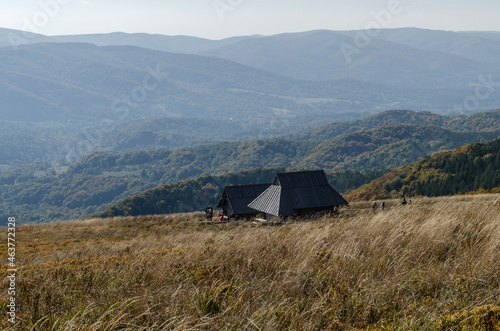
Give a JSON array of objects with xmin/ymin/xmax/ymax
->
[
  {"xmin": 67, "ymin": 124, "xmax": 499, "ymax": 180},
  {"xmin": 92, "ymin": 134, "xmax": 500, "ymax": 219},
  {"xmin": 2, "ymin": 120, "xmax": 497, "ymax": 223},
  {"xmin": 10, "ymin": 27, "xmax": 498, "ymax": 89},
  {"xmin": 91, "ymin": 168, "xmax": 383, "ymax": 219},
  {"xmin": 288, "ymin": 109, "xmax": 500, "ymax": 141},
  {"xmin": 92, "ymin": 168, "xmax": 284, "ymax": 218},
  {"xmin": 294, "ymin": 125, "xmax": 499, "ymax": 172},
  {"xmin": 200, "ymin": 30, "xmax": 500, "ymax": 88},
  {"xmin": 0, "ymin": 42, "xmax": 305, "ymax": 122},
  {"xmin": 375, "ymin": 28, "xmax": 500, "ymax": 65},
  {"xmin": 346, "ymin": 138, "xmax": 500, "ymax": 201},
  {"xmin": 0, "ymin": 27, "xmax": 44, "ymax": 48},
  {"xmin": 1, "ymin": 42, "xmax": 435, "ymax": 124},
  {"xmin": 0, "ymin": 27, "xmax": 255, "ymax": 53}
]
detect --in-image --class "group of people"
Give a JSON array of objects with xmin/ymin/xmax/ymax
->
[
  {"xmin": 401, "ymin": 197, "xmax": 412, "ymax": 205},
  {"xmin": 372, "ymin": 198, "xmax": 412, "ymax": 212},
  {"xmin": 205, "ymin": 206, "xmax": 230, "ymax": 222},
  {"xmin": 371, "ymin": 201, "xmax": 385, "ymax": 212}
]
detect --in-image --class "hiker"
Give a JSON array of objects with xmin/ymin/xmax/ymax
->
[
  {"xmin": 372, "ymin": 202, "xmax": 378, "ymax": 212},
  {"xmin": 219, "ymin": 213, "xmax": 224, "ymax": 222},
  {"xmin": 205, "ymin": 206, "xmax": 213, "ymax": 220},
  {"xmin": 380, "ymin": 202, "xmax": 385, "ymax": 211},
  {"xmin": 401, "ymin": 197, "xmax": 407, "ymax": 205}
]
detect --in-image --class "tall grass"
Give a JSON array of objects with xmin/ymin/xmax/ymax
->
[{"xmin": 1, "ymin": 194, "xmax": 500, "ymax": 330}]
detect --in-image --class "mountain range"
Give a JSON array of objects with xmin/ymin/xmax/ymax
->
[
  {"xmin": 3, "ymin": 27, "xmax": 500, "ymax": 85},
  {"xmin": 2, "ymin": 27, "xmax": 500, "ymax": 167},
  {"xmin": 1, "ymin": 27, "xmax": 500, "ymax": 223},
  {"xmin": 1, "ymin": 109, "xmax": 498, "ymax": 224}
]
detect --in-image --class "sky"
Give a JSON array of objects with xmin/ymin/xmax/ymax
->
[{"xmin": 1, "ymin": 0, "xmax": 500, "ymax": 39}]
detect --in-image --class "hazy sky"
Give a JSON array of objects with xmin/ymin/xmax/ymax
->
[{"xmin": 1, "ymin": 0, "xmax": 500, "ymax": 39}]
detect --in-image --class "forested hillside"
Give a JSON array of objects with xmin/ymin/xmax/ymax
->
[
  {"xmin": 2, "ymin": 120, "xmax": 496, "ymax": 223},
  {"xmin": 5, "ymin": 109, "xmax": 498, "ymax": 168},
  {"xmin": 0, "ymin": 166, "xmax": 381, "ymax": 225},
  {"xmin": 92, "ymin": 168, "xmax": 383, "ymax": 219},
  {"xmin": 347, "ymin": 138, "xmax": 500, "ymax": 201},
  {"xmin": 289, "ymin": 109, "xmax": 500, "ymax": 141},
  {"xmin": 69, "ymin": 124, "xmax": 498, "ymax": 179}
]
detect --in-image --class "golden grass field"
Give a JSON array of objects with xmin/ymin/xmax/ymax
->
[{"xmin": 2, "ymin": 194, "xmax": 500, "ymax": 330}]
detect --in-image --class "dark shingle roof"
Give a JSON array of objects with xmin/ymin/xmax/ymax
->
[
  {"xmin": 248, "ymin": 170, "xmax": 348, "ymax": 217},
  {"xmin": 217, "ymin": 184, "xmax": 270, "ymax": 215}
]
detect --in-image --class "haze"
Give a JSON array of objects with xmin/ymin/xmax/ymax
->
[{"xmin": 1, "ymin": 0, "xmax": 499, "ymax": 39}]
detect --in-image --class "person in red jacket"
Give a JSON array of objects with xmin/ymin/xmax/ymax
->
[{"xmin": 219, "ymin": 213, "xmax": 224, "ymax": 222}]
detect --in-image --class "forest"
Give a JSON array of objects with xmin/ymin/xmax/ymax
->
[
  {"xmin": 348, "ymin": 138, "xmax": 500, "ymax": 201},
  {"xmin": 92, "ymin": 168, "xmax": 384, "ymax": 219},
  {"xmin": 1, "ymin": 110, "xmax": 498, "ymax": 224}
]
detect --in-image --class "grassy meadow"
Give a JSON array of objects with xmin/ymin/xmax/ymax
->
[{"xmin": 2, "ymin": 194, "xmax": 500, "ymax": 330}]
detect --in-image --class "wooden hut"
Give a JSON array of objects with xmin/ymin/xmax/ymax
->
[
  {"xmin": 216, "ymin": 184, "xmax": 270, "ymax": 219},
  {"xmin": 248, "ymin": 170, "xmax": 348, "ymax": 218}
]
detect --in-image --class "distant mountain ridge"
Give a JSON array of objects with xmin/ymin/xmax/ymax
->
[
  {"xmin": 199, "ymin": 29, "xmax": 496, "ymax": 87},
  {"xmin": 3, "ymin": 27, "xmax": 500, "ymax": 88},
  {"xmin": 3, "ymin": 27, "xmax": 499, "ymax": 84},
  {"xmin": 2, "ymin": 41, "xmax": 437, "ymax": 124},
  {"xmin": 372, "ymin": 28, "xmax": 500, "ymax": 65},
  {"xmin": 0, "ymin": 27, "xmax": 257, "ymax": 53},
  {"xmin": 2, "ymin": 27, "xmax": 500, "ymax": 167}
]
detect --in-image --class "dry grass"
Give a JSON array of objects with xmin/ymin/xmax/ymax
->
[{"xmin": 1, "ymin": 194, "xmax": 500, "ymax": 330}]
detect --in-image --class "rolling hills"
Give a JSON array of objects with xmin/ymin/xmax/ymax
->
[
  {"xmin": 2, "ymin": 109, "xmax": 498, "ymax": 223},
  {"xmin": 0, "ymin": 40, "xmax": 444, "ymax": 166},
  {"xmin": 199, "ymin": 29, "xmax": 497, "ymax": 87},
  {"xmin": 3, "ymin": 39, "xmax": 455, "ymax": 125},
  {"xmin": 288, "ymin": 109, "xmax": 500, "ymax": 141},
  {"xmin": 67, "ymin": 123, "xmax": 498, "ymax": 179},
  {"xmin": 2, "ymin": 27, "xmax": 500, "ymax": 223},
  {"xmin": 3, "ymin": 28, "xmax": 500, "ymax": 167},
  {"xmin": 5, "ymin": 27, "xmax": 500, "ymax": 88},
  {"xmin": 2, "ymin": 108, "xmax": 498, "ymax": 168},
  {"xmin": 93, "ymin": 135, "xmax": 500, "ymax": 220},
  {"xmin": 2, "ymin": 42, "xmax": 339, "ymax": 123}
]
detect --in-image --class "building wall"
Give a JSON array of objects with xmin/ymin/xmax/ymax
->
[{"xmin": 220, "ymin": 201, "xmax": 233, "ymax": 217}]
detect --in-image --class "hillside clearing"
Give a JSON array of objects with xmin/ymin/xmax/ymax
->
[{"xmin": 1, "ymin": 194, "xmax": 500, "ymax": 330}]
